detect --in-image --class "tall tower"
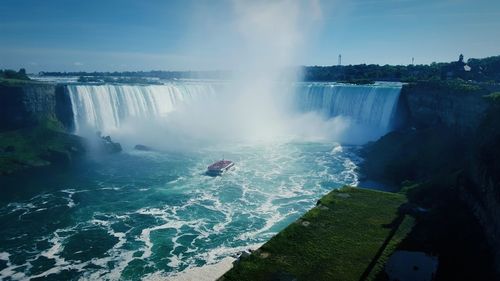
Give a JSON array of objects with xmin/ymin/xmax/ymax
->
[{"xmin": 338, "ymin": 54, "xmax": 342, "ymax": 66}]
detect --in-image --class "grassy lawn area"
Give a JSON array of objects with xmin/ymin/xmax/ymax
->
[{"xmin": 220, "ymin": 187, "xmax": 414, "ymax": 281}]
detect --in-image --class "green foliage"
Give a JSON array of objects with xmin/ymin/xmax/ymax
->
[
  {"xmin": 77, "ymin": 76, "xmax": 162, "ymax": 85},
  {"xmin": 222, "ymin": 187, "xmax": 413, "ymax": 281},
  {"xmin": 0, "ymin": 69, "xmax": 30, "ymax": 81},
  {"xmin": 0, "ymin": 120, "xmax": 85, "ymax": 175},
  {"xmin": 338, "ymin": 78, "xmax": 375, "ymax": 85},
  {"xmin": 41, "ymin": 70, "xmax": 230, "ymax": 80},
  {"xmin": 0, "ymin": 77, "xmax": 44, "ymax": 87},
  {"xmin": 466, "ymin": 56, "xmax": 500, "ymax": 82},
  {"xmin": 303, "ymin": 55, "xmax": 500, "ymax": 83},
  {"xmin": 25, "ymin": 55, "xmax": 500, "ymax": 83},
  {"xmin": 484, "ymin": 92, "xmax": 500, "ymax": 103},
  {"xmin": 405, "ymin": 79, "xmax": 484, "ymax": 94}
]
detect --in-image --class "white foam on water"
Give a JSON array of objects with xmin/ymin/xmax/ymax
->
[
  {"xmin": 29, "ymin": 229, "xmax": 90, "ymax": 279},
  {"xmin": 82, "ymin": 235, "xmax": 135, "ymax": 280},
  {"xmin": 148, "ymin": 257, "xmax": 235, "ymax": 281},
  {"xmin": 40, "ymin": 231, "xmax": 69, "ymax": 266},
  {"xmin": 196, "ymin": 243, "xmax": 263, "ymax": 266},
  {"xmin": 66, "ymin": 195, "xmax": 76, "ymax": 208},
  {"xmin": 3, "ymin": 202, "xmax": 36, "ymax": 221},
  {"xmin": 1, "ymin": 141, "xmax": 363, "ymax": 280},
  {"xmin": 170, "ymin": 143, "xmax": 354, "ymax": 274},
  {"xmin": 0, "ymin": 252, "xmax": 10, "ymax": 261},
  {"xmin": 101, "ymin": 187, "xmax": 122, "ymax": 191},
  {"xmin": 0, "ymin": 261, "xmax": 27, "ymax": 281},
  {"xmin": 331, "ymin": 144, "xmax": 343, "ymax": 154},
  {"xmin": 19, "ymin": 211, "xmax": 135, "ymax": 280},
  {"xmin": 167, "ymin": 253, "xmax": 183, "ymax": 268},
  {"xmin": 27, "ymin": 211, "xmax": 135, "ymax": 280},
  {"xmin": 0, "ymin": 252, "xmax": 25, "ymax": 281},
  {"xmin": 137, "ymin": 206, "xmax": 199, "ymax": 260}
]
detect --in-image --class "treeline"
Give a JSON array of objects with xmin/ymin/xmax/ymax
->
[
  {"xmin": 0, "ymin": 69, "xmax": 30, "ymax": 80},
  {"xmin": 303, "ymin": 55, "xmax": 500, "ymax": 83},
  {"xmin": 37, "ymin": 55, "xmax": 500, "ymax": 83},
  {"xmin": 41, "ymin": 70, "xmax": 230, "ymax": 80},
  {"xmin": 77, "ymin": 76, "xmax": 162, "ymax": 85}
]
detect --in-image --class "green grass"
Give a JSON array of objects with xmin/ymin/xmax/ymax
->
[
  {"xmin": 221, "ymin": 187, "xmax": 414, "ymax": 281},
  {"xmin": 0, "ymin": 119, "xmax": 85, "ymax": 175}
]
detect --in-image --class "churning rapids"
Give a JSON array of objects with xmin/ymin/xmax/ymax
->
[{"xmin": 0, "ymin": 81, "xmax": 402, "ymax": 280}]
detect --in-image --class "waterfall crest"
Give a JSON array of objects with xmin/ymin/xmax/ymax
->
[
  {"xmin": 67, "ymin": 81, "xmax": 402, "ymax": 143},
  {"xmin": 294, "ymin": 82, "xmax": 402, "ymax": 131},
  {"xmin": 68, "ymin": 83, "xmax": 217, "ymax": 133}
]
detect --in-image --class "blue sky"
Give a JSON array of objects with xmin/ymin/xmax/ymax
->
[{"xmin": 1, "ymin": 0, "xmax": 499, "ymax": 72}]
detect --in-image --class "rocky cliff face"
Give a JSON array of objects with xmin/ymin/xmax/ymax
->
[
  {"xmin": 397, "ymin": 83, "xmax": 500, "ymax": 272},
  {"xmin": 0, "ymin": 83, "xmax": 56, "ymax": 131},
  {"xmin": 460, "ymin": 172, "xmax": 500, "ymax": 271},
  {"xmin": 462, "ymin": 103, "xmax": 500, "ymax": 271},
  {"xmin": 0, "ymin": 83, "xmax": 73, "ymax": 131},
  {"xmin": 401, "ymin": 81, "xmax": 490, "ymax": 134},
  {"xmin": 55, "ymin": 85, "xmax": 75, "ymax": 131}
]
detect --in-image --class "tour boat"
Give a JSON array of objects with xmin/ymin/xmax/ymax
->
[{"xmin": 206, "ymin": 159, "xmax": 234, "ymax": 176}]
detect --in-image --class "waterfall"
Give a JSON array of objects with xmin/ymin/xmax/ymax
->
[
  {"xmin": 67, "ymin": 81, "xmax": 402, "ymax": 143},
  {"xmin": 293, "ymin": 82, "xmax": 402, "ymax": 131},
  {"xmin": 67, "ymin": 83, "xmax": 218, "ymax": 133}
]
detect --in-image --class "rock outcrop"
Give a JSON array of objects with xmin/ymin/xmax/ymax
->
[
  {"xmin": 0, "ymin": 82, "xmax": 82, "ymax": 175},
  {"xmin": 0, "ymin": 83, "xmax": 74, "ymax": 132},
  {"xmin": 97, "ymin": 134, "xmax": 122, "ymax": 154}
]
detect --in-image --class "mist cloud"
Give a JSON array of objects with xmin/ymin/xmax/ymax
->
[{"xmin": 103, "ymin": 1, "xmax": 374, "ymax": 150}]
